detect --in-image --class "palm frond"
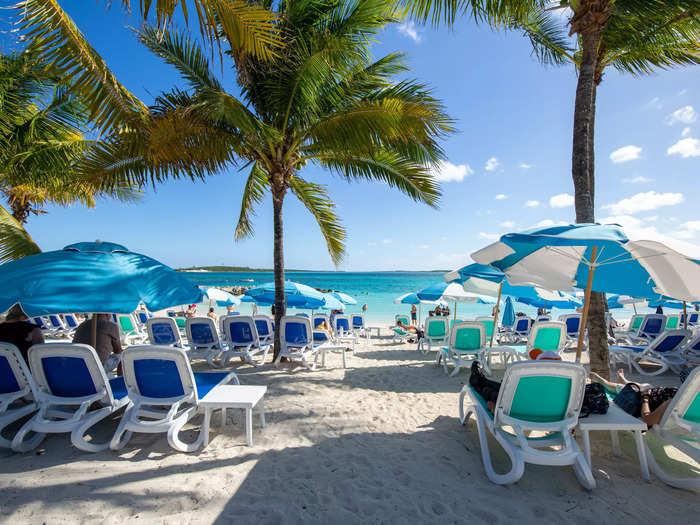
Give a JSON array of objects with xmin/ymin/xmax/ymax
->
[
  {"xmin": 234, "ymin": 162, "xmax": 269, "ymax": 240},
  {"xmin": 0, "ymin": 204, "xmax": 41, "ymax": 263},
  {"xmin": 288, "ymin": 175, "xmax": 346, "ymax": 265}
]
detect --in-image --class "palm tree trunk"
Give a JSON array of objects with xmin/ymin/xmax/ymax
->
[
  {"xmin": 271, "ymin": 178, "xmax": 287, "ymax": 360},
  {"xmin": 572, "ymin": 27, "xmax": 609, "ymax": 378}
]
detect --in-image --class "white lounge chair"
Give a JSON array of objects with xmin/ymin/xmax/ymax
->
[
  {"xmin": 110, "ymin": 345, "xmax": 238, "ymax": 452},
  {"xmin": 498, "ymin": 321, "xmax": 567, "ymax": 364},
  {"xmin": 185, "ymin": 317, "xmax": 224, "ymax": 367},
  {"xmin": 418, "ymin": 316, "xmax": 450, "ymax": 354},
  {"xmin": 332, "ymin": 314, "xmax": 358, "ymax": 350},
  {"xmin": 504, "ymin": 317, "xmax": 532, "ymax": 344},
  {"xmin": 642, "ymin": 366, "xmax": 700, "ymax": 489},
  {"xmin": 626, "ymin": 314, "xmax": 667, "ymax": 344},
  {"xmin": 0, "ymin": 343, "xmax": 38, "ymax": 448},
  {"xmin": 614, "ymin": 314, "xmax": 644, "ymax": 343},
  {"xmin": 558, "ymin": 313, "xmax": 582, "ymax": 348},
  {"xmin": 680, "ymin": 311, "xmax": 699, "ymax": 327},
  {"xmin": 664, "ymin": 314, "xmax": 681, "ymax": 331},
  {"xmin": 62, "ymin": 313, "xmax": 81, "ymax": 333},
  {"xmin": 146, "ymin": 317, "xmax": 186, "ymax": 347},
  {"xmin": 459, "ymin": 361, "xmax": 594, "ymax": 489},
  {"xmin": 312, "ymin": 314, "xmax": 329, "ymax": 330},
  {"xmin": 12, "ymin": 343, "xmax": 130, "ymax": 452},
  {"xmin": 46, "ymin": 314, "xmax": 73, "ymax": 339},
  {"xmin": 253, "ymin": 315, "xmax": 274, "ymax": 345},
  {"xmin": 274, "ymin": 316, "xmax": 320, "ymax": 371},
  {"xmin": 436, "ymin": 321, "xmax": 486, "ymax": 376},
  {"xmin": 116, "ymin": 314, "xmax": 148, "ymax": 346},
  {"xmin": 351, "ymin": 314, "xmax": 368, "ymax": 340},
  {"xmin": 610, "ymin": 329, "xmax": 692, "ymax": 376},
  {"xmin": 220, "ymin": 316, "xmax": 270, "ymax": 367}
]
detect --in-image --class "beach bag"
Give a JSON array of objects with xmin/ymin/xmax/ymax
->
[
  {"xmin": 613, "ymin": 383, "xmax": 641, "ymax": 417},
  {"xmin": 579, "ymin": 383, "xmax": 609, "ymax": 418}
]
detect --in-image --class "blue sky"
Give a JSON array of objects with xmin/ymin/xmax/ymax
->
[{"xmin": 2, "ymin": 3, "xmax": 699, "ymax": 271}]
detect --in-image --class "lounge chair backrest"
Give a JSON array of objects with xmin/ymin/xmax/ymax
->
[
  {"xmin": 395, "ymin": 315, "xmax": 410, "ymax": 326},
  {"xmin": 137, "ymin": 312, "xmax": 149, "ymax": 325},
  {"xmin": 527, "ymin": 322, "xmax": 566, "ymax": 352},
  {"xmin": 450, "ymin": 322, "xmax": 485, "ymax": 351},
  {"xmin": 175, "ymin": 317, "xmax": 186, "ymax": 329},
  {"xmin": 146, "ymin": 317, "xmax": 183, "ymax": 347},
  {"xmin": 425, "ymin": 317, "xmax": 449, "ymax": 338},
  {"xmin": 686, "ymin": 333, "xmax": 700, "ymax": 352},
  {"xmin": 333, "ymin": 315, "xmax": 352, "ymax": 335},
  {"xmin": 63, "ymin": 314, "xmax": 79, "ymax": 329},
  {"xmin": 32, "ymin": 317, "xmax": 47, "ymax": 330},
  {"xmin": 185, "ymin": 317, "xmax": 221, "ymax": 349},
  {"xmin": 222, "ymin": 316, "xmax": 260, "ymax": 348},
  {"xmin": 120, "ymin": 345, "xmax": 198, "ymax": 404},
  {"xmin": 628, "ymin": 315, "xmax": 644, "ymax": 332},
  {"xmin": 0, "ymin": 343, "xmax": 33, "ymax": 397},
  {"xmin": 638, "ymin": 314, "xmax": 666, "ymax": 338},
  {"xmin": 27, "ymin": 343, "xmax": 115, "ymax": 405},
  {"xmin": 253, "ymin": 315, "xmax": 273, "ymax": 338},
  {"xmin": 475, "ymin": 317, "xmax": 495, "ymax": 339},
  {"xmin": 48, "ymin": 315, "xmax": 65, "ymax": 330},
  {"xmin": 313, "ymin": 330, "xmax": 331, "ymax": 343},
  {"xmin": 513, "ymin": 317, "xmax": 532, "ymax": 335},
  {"xmin": 659, "ymin": 366, "xmax": 700, "ymax": 428},
  {"xmin": 281, "ymin": 316, "xmax": 312, "ymax": 347},
  {"xmin": 312, "ymin": 315, "xmax": 329, "ymax": 329},
  {"xmin": 665, "ymin": 314, "xmax": 680, "ymax": 330},
  {"xmin": 495, "ymin": 361, "xmax": 586, "ymax": 427},
  {"xmin": 117, "ymin": 314, "xmax": 139, "ymax": 334},
  {"xmin": 689, "ymin": 312, "xmax": 699, "ymax": 325},
  {"xmin": 558, "ymin": 314, "xmax": 581, "ymax": 336},
  {"xmin": 648, "ymin": 329, "xmax": 691, "ymax": 354},
  {"xmin": 352, "ymin": 314, "xmax": 365, "ymax": 329},
  {"xmin": 536, "ymin": 316, "xmax": 550, "ymax": 323}
]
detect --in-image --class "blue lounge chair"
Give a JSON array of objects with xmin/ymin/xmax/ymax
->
[
  {"xmin": 185, "ymin": 317, "xmax": 224, "ymax": 367},
  {"xmin": 610, "ymin": 329, "xmax": 692, "ymax": 375},
  {"xmin": 253, "ymin": 315, "xmax": 274, "ymax": 345},
  {"xmin": 0, "ymin": 343, "xmax": 37, "ymax": 448},
  {"xmin": 274, "ymin": 316, "xmax": 320, "ymax": 371},
  {"xmin": 627, "ymin": 314, "xmax": 667, "ymax": 344},
  {"xmin": 110, "ymin": 346, "xmax": 237, "ymax": 452},
  {"xmin": 12, "ymin": 343, "xmax": 130, "ymax": 452},
  {"xmin": 558, "ymin": 313, "xmax": 582, "ymax": 348},
  {"xmin": 220, "ymin": 316, "xmax": 270, "ymax": 367},
  {"xmin": 146, "ymin": 317, "xmax": 186, "ymax": 347}
]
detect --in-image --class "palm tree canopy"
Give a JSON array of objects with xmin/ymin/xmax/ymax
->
[{"xmin": 87, "ymin": 0, "xmax": 454, "ymax": 265}]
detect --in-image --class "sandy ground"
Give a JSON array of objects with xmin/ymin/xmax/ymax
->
[{"xmin": 0, "ymin": 334, "xmax": 698, "ymax": 524}]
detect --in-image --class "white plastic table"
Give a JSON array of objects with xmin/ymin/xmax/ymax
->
[
  {"xmin": 366, "ymin": 326, "xmax": 382, "ymax": 339},
  {"xmin": 200, "ymin": 385, "xmax": 266, "ymax": 447},
  {"xmin": 315, "ymin": 343, "xmax": 352, "ymax": 368},
  {"xmin": 576, "ymin": 404, "xmax": 650, "ymax": 480}
]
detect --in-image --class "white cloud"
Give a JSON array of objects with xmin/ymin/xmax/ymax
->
[
  {"xmin": 600, "ymin": 215, "xmax": 700, "ymax": 259},
  {"xmin": 430, "ymin": 160, "xmax": 474, "ymax": 182},
  {"xmin": 622, "ymin": 176, "xmax": 652, "ymax": 184},
  {"xmin": 478, "ymin": 232, "xmax": 500, "ymax": 240},
  {"xmin": 382, "ymin": 239, "xmax": 393, "ymax": 244},
  {"xmin": 610, "ymin": 145, "xmax": 642, "ymax": 163},
  {"xmin": 604, "ymin": 191, "xmax": 684, "ymax": 215},
  {"xmin": 645, "ymin": 97, "xmax": 662, "ymax": 110},
  {"xmin": 678, "ymin": 89, "xmax": 688, "ymax": 96},
  {"xmin": 500, "ymin": 220, "xmax": 516, "ymax": 228},
  {"xmin": 417, "ymin": 244, "xmax": 430, "ymax": 249},
  {"xmin": 643, "ymin": 215, "xmax": 658, "ymax": 223},
  {"xmin": 535, "ymin": 219, "xmax": 568, "ymax": 228},
  {"xmin": 666, "ymin": 105, "xmax": 697, "ymax": 125},
  {"xmin": 367, "ymin": 242, "xmax": 376, "ymax": 247},
  {"xmin": 681, "ymin": 127, "xmax": 692, "ymax": 137},
  {"xmin": 667, "ymin": 137, "xmax": 700, "ymax": 158},
  {"xmin": 495, "ymin": 194, "xmax": 507, "ymax": 200},
  {"xmin": 518, "ymin": 162, "xmax": 534, "ymax": 169},
  {"xmin": 524, "ymin": 200, "xmax": 540, "ymax": 208},
  {"xmin": 397, "ymin": 21, "xmax": 421, "ymax": 43},
  {"xmin": 549, "ymin": 193, "xmax": 574, "ymax": 208},
  {"xmin": 682, "ymin": 221, "xmax": 700, "ymax": 232},
  {"xmin": 485, "ymin": 157, "xmax": 500, "ymax": 171}
]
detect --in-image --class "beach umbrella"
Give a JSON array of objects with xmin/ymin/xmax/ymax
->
[
  {"xmin": 245, "ymin": 280, "xmax": 324, "ymax": 308},
  {"xmin": 607, "ymin": 295, "xmax": 644, "ymax": 312},
  {"xmin": 394, "ymin": 292, "xmax": 445, "ymax": 324},
  {"xmin": 320, "ymin": 293, "xmax": 344, "ymax": 310},
  {"xmin": 502, "ymin": 296, "xmax": 515, "ymax": 327},
  {"xmin": 202, "ymin": 287, "xmax": 241, "ymax": 307},
  {"xmin": 329, "ymin": 291, "xmax": 357, "ymax": 305},
  {"xmin": 472, "ymin": 223, "xmax": 700, "ymax": 359},
  {"xmin": 417, "ymin": 282, "xmax": 494, "ymax": 321},
  {"xmin": 0, "ymin": 241, "xmax": 203, "ymax": 348}
]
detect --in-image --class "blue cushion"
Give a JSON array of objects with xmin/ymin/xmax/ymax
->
[
  {"xmin": 133, "ymin": 359, "xmax": 185, "ymax": 398},
  {"xmin": 0, "ymin": 355, "xmax": 20, "ymax": 394},
  {"xmin": 194, "ymin": 372, "xmax": 230, "ymax": 399},
  {"xmin": 254, "ymin": 320, "xmax": 269, "ymax": 336},
  {"xmin": 108, "ymin": 376, "xmax": 128, "ymax": 400},
  {"xmin": 655, "ymin": 335, "xmax": 685, "ymax": 353},
  {"xmin": 42, "ymin": 356, "xmax": 97, "ymax": 397},
  {"xmin": 337, "ymin": 319, "xmax": 350, "ymax": 331},
  {"xmin": 152, "ymin": 323, "xmax": 177, "ymax": 345},
  {"xmin": 190, "ymin": 323, "xmax": 215, "ymax": 344},
  {"xmin": 228, "ymin": 322, "xmax": 254, "ymax": 344}
]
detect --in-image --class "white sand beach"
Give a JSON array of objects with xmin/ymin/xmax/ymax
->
[{"xmin": 1, "ymin": 335, "xmax": 697, "ymax": 524}]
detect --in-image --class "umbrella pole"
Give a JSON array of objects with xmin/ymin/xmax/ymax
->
[
  {"xmin": 632, "ymin": 303, "xmax": 637, "ymax": 315},
  {"xmin": 489, "ymin": 282, "xmax": 503, "ymax": 348},
  {"xmin": 683, "ymin": 301, "xmax": 688, "ymax": 329},
  {"xmin": 454, "ymin": 301, "xmax": 457, "ymax": 321},
  {"xmin": 576, "ymin": 246, "xmax": 598, "ymax": 363},
  {"xmin": 418, "ymin": 303, "xmax": 421, "ymax": 326},
  {"xmin": 91, "ymin": 313, "xmax": 98, "ymax": 350}
]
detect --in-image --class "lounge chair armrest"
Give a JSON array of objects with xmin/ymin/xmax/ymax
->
[{"xmin": 0, "ymin": 386, "xmax": 32, "ymax": 412}]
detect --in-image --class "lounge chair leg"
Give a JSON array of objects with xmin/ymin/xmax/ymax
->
[
  {"xmin": 70, "ymin": 406, "xmax": 117, "ymax": 452},
  {"xmin": 167, "ymin": 407, "xmax": 205, "ymax": 452},
  {"xmin": 572, "ymin": 445, "xmax": 596, "ymax": 490},
  {"xmin": 109, "ymin": 406, "xmax": 135, "ymax": 450},
  {"xmin": 0, "ymin": 404, "xmax": 37, "ymax": 449},
  {"xmin": 10, "ymin": 414, "xmax": 46, "ymax": 452},
  {"xmin": 633, "ymin": 431, "xmax": 650, "ymax": 481},
  {"xmin": 259, "ymin": 399, "xmax": 265, "ymax": 428},
  {"xmin": 246, "ymin": 408, "xmax": 253, "ymax": 446}
]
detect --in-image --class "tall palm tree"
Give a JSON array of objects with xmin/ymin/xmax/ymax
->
[
  {"xmin": 0, "ymin": 51, "xmax": 139, "ymax": 263},
  {"xmin": 84, "ymin": 0, "xmax": 454, "ymax": 357},
  {"xmin": 401, "ymin": 0, "xmax": 700, "ymax": 376}
]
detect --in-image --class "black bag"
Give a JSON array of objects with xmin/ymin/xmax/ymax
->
[
  {"xmin": 580, "ymin": 383, "xmax": 609, "ymax": 418},
  {"xmin": 613, "ymin": 383, "xmax": 642, "ymax": 417}
]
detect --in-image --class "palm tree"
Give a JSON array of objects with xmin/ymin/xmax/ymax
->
[
  {"xmin": 84, "ymin": 0, "xmax": 454, "ymax": 357},
  {"xmin": 401, "ymin": 0, "xmax": 700, "ymax": 376},
  {"xmin": 0, "ymin": 51, "xmax": 138, "ymax": 263}
]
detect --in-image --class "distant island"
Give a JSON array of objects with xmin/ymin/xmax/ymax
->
[{"xmin": 177, "ymin": 265, "xmax": 307, "ymax": 272}]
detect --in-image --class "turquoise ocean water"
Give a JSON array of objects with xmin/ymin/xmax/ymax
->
[{"xmin": 179, "ymin": 271, "xmax": 643, "ymax": 325}]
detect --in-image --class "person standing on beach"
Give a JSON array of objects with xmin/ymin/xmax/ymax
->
[
  {"xmin": 362, "ymin": 304, "xmax": 367, "ymax": 313},
  {"xmin": 251, "ymin": 303, "xmax": 259, "ymax": 316},
  {"xmin": 411, "ymin": 304, "xmax": 417, "ymax": 324}
]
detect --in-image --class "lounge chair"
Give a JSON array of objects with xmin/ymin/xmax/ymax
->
[
  {"xmin": 274, "ymin": 316, "xmax": 320, "ymax": 371},
  {"xmin": 332, "ymin": 314, "xmax": 358, "ymax": 349},
  {"xmin": 110, "ymin": 346, "xmax": 238, "ymax": 452},
  {"xmin": 498, "ymin": 321, "xmax": 567, "ymax": 364},
  {"xmin": 436, "ymin": 321, "xmax": 486, "ymax": 376},
  {"xmin": 63, "ymin": 313, "xmax": 81, "ymax": 332},
  {"xmin": 503, "ymin": 317, "xmax": 532, "ymax": 344},
  {"xmin": 395, "ymin": 314, "xmax": 411, "ymax": 326},
  {"xmin": 558, "ymin": 313, "xmax": 582, "ymax": 348},
  {"xmin": 146, "ymin": 317, "xmax": 186, "ymax": 347},
  {"xmin": 535, "ymin": 316, "xmax": 551, "ymax": 323},
  {"xmin": 642, "ymin": 367, "xmax": 700, "ymax": 489},
  {"xmin": 312, "ymin": 314, "xmax": 329, "ymax": 329},
  {"xmin": 116, "ymin": 314, "xmax": 148, "ymax": 346},
  {"xmin": 253, "ymin": 315, "xmax": 274, "ymax": 345},
  {"xmin": 184, "ymin": 317, "xmax": 224, "ymax": 367},
  {"xmin": 614, "ymin": 314, "xmax": 644, "ymax": 343},
  {"xmin": 679, "ymin": 312, "xmax": 699, "ymax": 328},
  {"xmin": 220, "ymin": 316, "xmax": 270, "ymax": 368},
  {"xmin": 351, "ymin": 314, "xmax": 368, "ymax": 340},
  {"xmin": 418, "ymin": 316, "xmax": 450, "ymax": 354},
  {"xmin": 681, "ymin": 332, "xmax": 700, "ymax": 366},
  {"xmin": 312, "ymin": 328, "xmax": 353, "ymax": 368},
  {"xmin": 12, "ymin": 343, "xmax": 130, "ymax": 452},
  {"xmin": 47, "ymin": 315, "xmax": 72, "ymax": 339},
  {"xmin": 664, "ymin": 314, "xmax": 680, "ymax": 331},
  {"xmin": 610, "ymin": 329, "xmax": 692, "ymax": 376},
  {"xmin": 627, "ymin": 314, "xmax": 667, "ymax": 344},
  {"xmin": 459, "ymin": 361, "xmax": 594, "ymax": 489},
  {"xmin": 0, "ymin": 344, "xmax": 38, "ymax": 448}
]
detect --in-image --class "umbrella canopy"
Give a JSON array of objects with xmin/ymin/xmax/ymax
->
[
  {"xmin": 393, "ymin": 292, "xmax": 445, "ymax": 305},
  {"xmin": 444, "ymin": 263, "xmax": 581, "ymax": 309},
  {"xmin": 502, "ymin": 296, "xmax": 515, "ymax": 327},
  {"xmin": 647, "ymin": 298, "xmax": 700, "ymax": 309},
  {"xmin": 202, "ymin": 287, "xmax": 241, "ymax": 307},
  {"xmin": 607, "ymin": 295, "xmax": 644, "ymax": 309},
  {"xmin": 245, "ymin": 280, "xmax": 325, "ymax": 308},
  {"xmin": 0, "ymin": 241, "xmax": 203, "ymax": 316},
  {"xmin": 472, "ymin": 223, "xmax": 700, "ymax": 301},
  {"xmin": 329, "ymin": 291, "xmax": 357, "ymax": 305},
  {"xmin": 416, "ymin": 282, "xmax": 494, "ymax": 304},
  {"xmin": 320, "ymin": 293, "xmax": 344, "ymax": 310}
]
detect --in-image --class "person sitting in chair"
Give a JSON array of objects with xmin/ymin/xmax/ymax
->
[{"xmin": 0, "ymin": 304, "xmax": 44, "ymax": 361}]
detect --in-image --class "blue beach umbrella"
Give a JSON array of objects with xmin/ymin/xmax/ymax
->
[
  {"xmin": 245, "ymin": 280, "xmax": 325, "ymax": 308},
  {"xmin": 202, "ymin": 287, "xmax": 241, "ymax": 307},
  {"xmin": 329, "ymin": 291, "xmax": 357, "ymax": 305},
  {"xmin": 0, "ymin": 241, "xmax": 203, "ymax": 316},
  {"xmin": 502, "ymin": 296, "xmax": 516, "ymax": 327},
  {"xmin": 472, "ymin": 223, "xmax": 700, "ymax": 358},
  {"xmin": 417, "ymin": 282, "xmax": 494, "ymax": 322}
]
